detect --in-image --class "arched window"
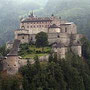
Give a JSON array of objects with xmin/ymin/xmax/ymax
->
[{"xmin": 21, "ymin": 26, "xmax": 25, "ymax": 29}]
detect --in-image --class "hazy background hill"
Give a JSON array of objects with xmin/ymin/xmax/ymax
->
[
  {"xmin": 43, "ymin": 0, "xmax": 90, "ymax": 39},
  {"xmin": 0, "ymin": 0, "xmax": 47, "ymax": 44},
  {"xmin": 0, "ymin": 0, "xmax": 90, "ymax": 44}
]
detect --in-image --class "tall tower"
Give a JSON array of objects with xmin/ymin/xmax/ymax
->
[{"xmin": 2, "ymin": 40, "xmax": 20, "ymax": 75}]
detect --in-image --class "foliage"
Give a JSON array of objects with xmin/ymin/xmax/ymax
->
[
  {"xmin": 81, "ymin": 37, "xmax": 90, "ymax": 68},
  {"xmin": 0, "ymin": 73, "xmax": 23, "ymax": 90},
  {"xmin": 0, "ymin": 45, "xmax": 10, "ymax": 57},
  {"xmin": 35, "ymin": 32, "xmax": 48, "ymax": 48},
  {"xmin": 19, "ymin": 44, "xmax": 51, "ymax": 59}
]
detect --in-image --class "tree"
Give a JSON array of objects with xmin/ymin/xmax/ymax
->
[
  {"xmin": 35, "ymin": 32, "xmax": 48, "ymax": 51},
  {"xmin": 34, "ymin": 56, "xmax": 41, "ymax": 73}
]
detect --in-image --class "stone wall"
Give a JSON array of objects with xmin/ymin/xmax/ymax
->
[
  {"xmin": 17, "ymin": 34, "xmax": 29, "ymax": 44},
  {"xmin": 2, "ymin": 55, "xmax": 49, "ymax": 75},
  {"xmin": 3, "ymin": 56, "xmax": 20, "ymax": 75},
  {"xmin": 60, "ymin": 23, "xmax": 77, "ymax": 34},
  {"xmin": 71, "ymin": 45, "xmax": 82, "ymax": 57},
  {"xmin": 6, "ymin": 42, "xmax": 13, "ymax": 50},
  {"xmin": 15, "ymin": 30, "xmax": 29, "ymax": 39},
  {"xmin": 53, "ymin": 47, "xmax": 67, "ymax": 59}
]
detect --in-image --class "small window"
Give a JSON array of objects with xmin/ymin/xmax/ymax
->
[
  {"xmin": 21, "ymin": 26, "xmax": 25, "ymax": 29},
  {"xmin": 22, "ymin": 36, "xmax": 24, "ymax": 39},
  {"xmin": 31, "ymin": 37, "xmax": 33, "ymax": 40},
  {"xmin": 27, "ymin": 26, "xmax": 29, "ymax": 28},
  {"xmin": 14, "ymin": 65, "xmax": 16, "ymax": 66},
  {"xmin": 65, "ymin": 27, "xmax": 67, "ymax": 32},
  {"xmin": 45, "ymin": 25, "xmax": 47, "ymax": 28},
  {"xmin": 39, "ymin": 25, "xmax": 41, "ymax": 27},
  {"xmin": 57, "ymin": 35, "xmax": 60, "ymax": 38}
]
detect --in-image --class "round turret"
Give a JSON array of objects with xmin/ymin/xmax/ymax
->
[{"xmin": 3, "ymin": 55, "xmax": 20, "ymax": 75}]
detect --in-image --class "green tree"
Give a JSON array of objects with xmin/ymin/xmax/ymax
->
[{"xmin": 35, "ymin": 32, "xmax": 48, "ymax": 52}]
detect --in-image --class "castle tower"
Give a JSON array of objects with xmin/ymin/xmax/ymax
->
[
  {"xmin": 2, "ymin": 40, "xmax": 21, "ymax": 75},
  {"xmin": 3, "ymin": 55, "xmax": 20, "ymax": 75}
]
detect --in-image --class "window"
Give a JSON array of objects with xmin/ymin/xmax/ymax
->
[
  {"xmin": 57, "ymin": 35, "xmax": 60, "ymax": 38},
  {"xmin": 21, "ymin": 26, "xmax": 25, "ymax": 29},
  {"xmin": 65, "ymin": 27, "xmax": 67, "ymax": 32},
  {"xmin": 31, "ymin": 37, "xmax": 33, "ymax": 41},
  {"xmin": 27, "ymin": 26, "xmax": 29, "ymax": 28},
  {"xmin": 39, "ymin": 25, "xmax": 41, "ymax": 27},
  {"xmin": 14, "ymin": 65, "xmax": 16, "ymax": 66},
  {"xmin": 22, "ymin": 36, "xmax": 24, "ymax": 39},
  {"xmin": 45, "ymin": 25, "xmax": 47, "ymax": 28}
]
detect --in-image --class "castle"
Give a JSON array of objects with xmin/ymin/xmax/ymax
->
[
  {"xmin": 14, "ymin": 12, "xmax": 82, "ymax": 58},
  {"xmin": 3, "ymin": 12, "xmax": 83, "ymax": 75}
]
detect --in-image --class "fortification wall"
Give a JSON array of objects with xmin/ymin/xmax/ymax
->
[
  {"xmin": 71, "ymin": 46, "xmax": 82, "ymax": 57},
  {"xmin": 60, "ymin": 24, "xmax": 77, "ymax": 34},
  {"xmin": 53, "ymin": 47, "xmax": 67, "ymax": 59},
  {"xmin": 29, "ymin": 28, "xmax": 48, "ymax": 34},
  {"xmin": 15, "ymin": 30, "xmax": 29, "ymax": 39},
  {"xmin": 48, "ymin": 28, "xmax": 61, "ymax": 33},
  {"xmin": 17, "ymin": 34, "xmax": 29, "ymax": 44}
]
